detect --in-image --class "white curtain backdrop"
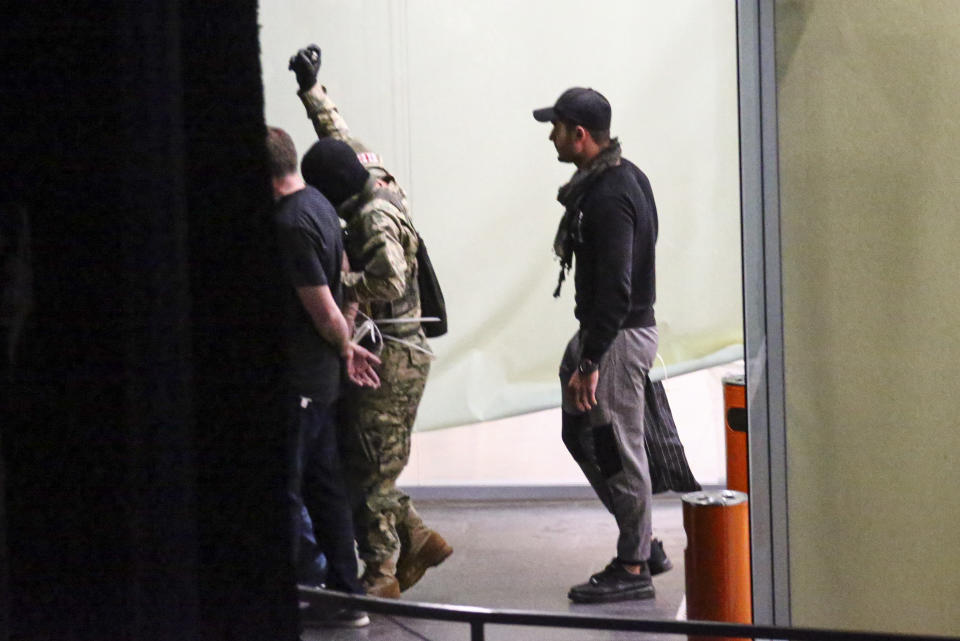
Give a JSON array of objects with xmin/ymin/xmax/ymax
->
[{"xmin": 260, "ymin": 0, "xmax": 743, "ymax": 430}]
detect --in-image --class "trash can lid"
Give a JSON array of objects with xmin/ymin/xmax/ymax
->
[
  {"xmin": 722, "ymin": 374, "xmax": 745, "ymax": 387},
  {"xmin": 681, "ymin": 489, "xmax": 748, "ymax": 506}
]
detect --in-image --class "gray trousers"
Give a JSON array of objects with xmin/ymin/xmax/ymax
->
[{"xmin": 559, "ymin": 326, "xmax": 658, "ymax": 563}]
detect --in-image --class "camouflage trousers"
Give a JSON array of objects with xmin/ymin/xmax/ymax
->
[{"xmin": 339, "ymin": 330, "xmax": 431, "ymax": 567}]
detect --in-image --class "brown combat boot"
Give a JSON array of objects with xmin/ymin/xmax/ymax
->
[
  {"xmin": 361, "ymin": 557, "xmax": 401, "ymax": 599},
  {"xmin": 396, "ymin": 525, "xmax": 453, "ymax": 592}
]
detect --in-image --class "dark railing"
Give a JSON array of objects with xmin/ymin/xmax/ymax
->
[{"xmin": 300, "ymin": 585, "xmax": 960, "ymax": 641}]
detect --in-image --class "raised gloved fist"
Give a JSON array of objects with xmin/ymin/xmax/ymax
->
[{"xmin": 288, "ymin": 44, "xmax": 321, "ymax": 91}]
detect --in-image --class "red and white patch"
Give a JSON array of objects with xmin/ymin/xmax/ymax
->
[{"xmin": 357, "ymin": 152, "xmax": 381, "ymax": 166}]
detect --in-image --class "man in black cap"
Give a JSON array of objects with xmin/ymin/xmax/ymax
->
[{"xmin": 533, "ymin": 87, "xmax": 668, "ymax": 603}]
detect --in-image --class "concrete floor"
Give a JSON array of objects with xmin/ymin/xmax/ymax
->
[{"xmin": 304, "ymin": 496, "xmax": 687, "ymax": 641}]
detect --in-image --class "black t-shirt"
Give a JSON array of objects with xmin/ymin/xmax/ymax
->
[{"xmin": 273, "ymin": 186, "xmax": 343, "ymax": 403}]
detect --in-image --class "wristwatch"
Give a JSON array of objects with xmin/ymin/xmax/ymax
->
[{"xmin": 577, "ymin": 358, "xmax": 599, "ymax": 375}]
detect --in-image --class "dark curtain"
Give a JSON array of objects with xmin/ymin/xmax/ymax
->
[{"xmin": 0, "ymin": 2, "xmax": 295, "ymax": 639}]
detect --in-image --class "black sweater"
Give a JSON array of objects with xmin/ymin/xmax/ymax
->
[{"xmin": 574, "ymin": 158, "xmax": 658, "ymax": 363}]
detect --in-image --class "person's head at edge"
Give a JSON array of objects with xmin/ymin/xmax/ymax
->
[
  {"xmin": 266, "ymin": 126, "xmax": 305, "ymax": 200},
  {"xmin": 532, "ymin": 87, "xmax": 612, "ymax": 167},
  {"xmin": 300, "ymin": 138, "xmax": 370, "ymax": 211}
]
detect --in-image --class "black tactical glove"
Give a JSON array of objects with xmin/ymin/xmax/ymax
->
[{"xmin": 288, "ymin": 44, "xmax": 321, "ymax": 92}]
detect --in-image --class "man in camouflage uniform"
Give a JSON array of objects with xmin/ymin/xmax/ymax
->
[{"xmin": 290, "ymin": 45, "xmax": 452, "ymax": 599}]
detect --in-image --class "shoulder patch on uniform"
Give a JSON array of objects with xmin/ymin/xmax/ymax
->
[{"xmin": 357, "ymin": 152, "xmax": 381, "ymax": 166}]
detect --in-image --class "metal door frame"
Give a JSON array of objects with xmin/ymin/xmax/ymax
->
[{"xmin": 737, "ymin": 0, "xmax": 791, "ymax": 627}]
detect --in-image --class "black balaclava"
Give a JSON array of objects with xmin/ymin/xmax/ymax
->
[{"xmin": 300, "ymin": 138, "xmax": 370, "ymax": 208}]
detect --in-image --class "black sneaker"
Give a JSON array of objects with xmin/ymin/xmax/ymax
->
[
  {"xmin": 648, "ymin": 538, "xmax": 674, "ymax": 576},
  {"xmin": 299, "ymin": 601, "xmax": 370, "ymax": 628},
  {"xmin": 567, "ymin": 559, "xmax": 655, "ymax": 604}
]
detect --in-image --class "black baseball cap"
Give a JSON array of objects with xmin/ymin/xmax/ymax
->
[{"xmin": 532, "ymin": 87, "xmax": 611, "ymax": 130}]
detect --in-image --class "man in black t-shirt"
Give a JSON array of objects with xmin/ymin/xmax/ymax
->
[{"xmin": 267, "ymin": 126, "xmax": 380, "ymax": 629}]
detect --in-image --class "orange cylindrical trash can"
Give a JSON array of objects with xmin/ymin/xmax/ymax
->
[
  {"xmin": 722, "ymin": 375, "xmax": 748, "ymax": 493},
  {"xmin": 683, "ymin": 490, "xmax": 752, "ymax": 641}
]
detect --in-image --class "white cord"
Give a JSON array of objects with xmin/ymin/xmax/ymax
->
[
  {"xmin": 374, "ymin": 316, "xmax": 442, "ymax": 325},
  {"xmin": 381, "ymin": 334, "xmax": 435, "ymax": 358},
  {"xmin": 351, "ymin": 312, "xmax": 383, "ymax": 354},
  {"xmin": 351, "ymin": 311, "xmax": 435, "ymax": 359},
  {"xmin": 655, "ymin": 352, "xmax": 669, "ymax": 381}
]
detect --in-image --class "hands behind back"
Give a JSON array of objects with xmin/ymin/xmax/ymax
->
[{"xmin": 345, "ymin": 342, "xmax": 381, "ymax": 389}]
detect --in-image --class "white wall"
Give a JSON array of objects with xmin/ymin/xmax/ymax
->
[{"xmin": 258, "ymin": 1, "xmax": 743, "ymax": 431}]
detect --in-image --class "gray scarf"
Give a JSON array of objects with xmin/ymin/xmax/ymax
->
[{"xmin": 552, "ymin": 139, "xmax": 622, "ymax": 297}]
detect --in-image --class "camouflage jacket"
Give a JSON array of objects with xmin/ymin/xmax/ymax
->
[
  {"xmin": 339, "ymin": 175, "xmax": 421, "ymax": 336},
  {"xmin": 297, "ymin": 84, "xmax": 422, "ymax": 335},
  {"xmin": 298, "ymin": 83, "xmax": 390, "ymax": 179}
]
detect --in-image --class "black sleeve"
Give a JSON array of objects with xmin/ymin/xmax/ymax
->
[
  {"xmin": 580, "ymin": 193, "xmax": 633, "ymax": 363},
  {"xmin": 277, "ymin": 221, "xmax": 328, "ymax": 289}
]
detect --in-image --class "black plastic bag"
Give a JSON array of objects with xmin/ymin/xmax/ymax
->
[{"xmin": 644, "ymin": 375, "xmax": 701, "ymax": 494}]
